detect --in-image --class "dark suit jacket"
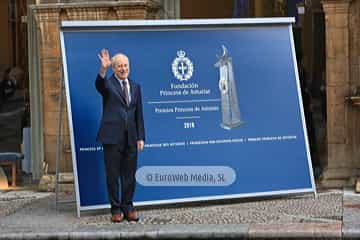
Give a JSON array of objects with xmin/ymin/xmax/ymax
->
[{"xmin": 95, "ymin": 74, "xmax": 145, "ymax": 147}]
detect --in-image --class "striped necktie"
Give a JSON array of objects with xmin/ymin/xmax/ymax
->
[{"xmin": 122, "ymin": 80, "xmax": 130, "ymax": 106}]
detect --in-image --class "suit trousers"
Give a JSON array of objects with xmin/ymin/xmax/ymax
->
[{"xmin": 103, "ymin": 138, "xmax": 138, "ymax": 215}]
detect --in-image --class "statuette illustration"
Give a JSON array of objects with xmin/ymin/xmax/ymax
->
[{"xmin": 215, "ymin": 45, "xmax": 243, "ymax": 129}]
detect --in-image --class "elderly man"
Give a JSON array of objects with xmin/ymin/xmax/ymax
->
[{"xmin": 96, "ymin": 49, "xmax": 145, "ymax": 222}]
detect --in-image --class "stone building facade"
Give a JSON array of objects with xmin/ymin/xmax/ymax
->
[{"xmin": 21, "ymin": 0, "xmax": 360, "ymax": 188}]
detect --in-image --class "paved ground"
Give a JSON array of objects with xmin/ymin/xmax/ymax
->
[{"xmin": 0, "ymin": 188, "xmax": 359, "ymax": 239}]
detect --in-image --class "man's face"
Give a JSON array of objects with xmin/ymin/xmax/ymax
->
[{"xmin": 112, "ymin": 55, "xmax": 129, "ymax": 80}]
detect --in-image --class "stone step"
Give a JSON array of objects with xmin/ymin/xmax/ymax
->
[{"xmin": 38, "ymin": 173, "xmax": 74, "ymax": 193}]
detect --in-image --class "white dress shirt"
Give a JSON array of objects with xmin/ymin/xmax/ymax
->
[{"xmin": 115, "ymin": 75, "xmax": 131, "ymax": 103}]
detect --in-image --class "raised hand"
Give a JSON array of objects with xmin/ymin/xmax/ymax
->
[
  {"xmin": 98, "ymin": 49, "xmax": 111, "ymax": 77},
  {"xmin": 98, "ymin": 49, "xmax": 112, "ymax": 69}
]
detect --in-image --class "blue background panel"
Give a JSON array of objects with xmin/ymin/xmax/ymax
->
[{"xmin": 61, "ymin": 22, "xmax": 314, "ymax": 209}]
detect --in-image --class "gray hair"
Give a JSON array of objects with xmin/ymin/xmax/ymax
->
[{"xmin": 111, "ymin": 53, "xmax": 129, "ymax": 68}]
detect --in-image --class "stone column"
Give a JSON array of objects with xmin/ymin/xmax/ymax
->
[
  {"xmin": 161, "ymin": 0, "xmax": 180, "ymax": 19},
  {"xmin": 349, "ymin": 0, "xmax": 360, "ymax": 190},
  {"xmin": 34, "ymin": 7, "xmax": 69, "ymax": 174},
  {"xmin": 321, "ymin": 0, "xmax": 352, "ymax": 187}
]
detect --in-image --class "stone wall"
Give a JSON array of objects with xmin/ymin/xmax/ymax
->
[
  {"xmin": 31, "ymin": 1, "xmax": 160, "ymax": 175},
  {"xmin": 321, "ymin": 0, "xmax": 360, "ymax": 187},
  {"xmin": 349, "ymin": 0, "xmax": 360, "ymax": 181}
]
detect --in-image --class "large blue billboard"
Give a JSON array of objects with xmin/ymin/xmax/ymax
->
[{"xmin": 60, "ymin": 18, "xmax": 315, "ymax": 216}]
